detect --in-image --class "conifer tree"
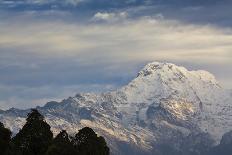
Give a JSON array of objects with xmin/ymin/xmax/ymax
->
[
  {"xmin": 46, "ymin": 130, "xmax": 75, "ymax": 155},
  {"xmin": 72, "ymin": 127, "xmax": 109, "ymax": 155},
  {"xmin": 12, "ymin": 109, "xmax": 53, "ymax": 155},
  {"xmin": 0, "ymin": 122, "xmax": 11, "ymax": 155}
]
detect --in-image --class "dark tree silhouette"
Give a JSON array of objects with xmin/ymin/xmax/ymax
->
[
  {"xmin": 46, "ymin": 130, "xmax": 75, "ymax": 155},
  {"xmin": 12, "ymin": 109, "xmax": 53, "ymax": 155},
  {"xmin": 72, "ymin": 127, "xmax": 109, "ymax": 155},
  {"xmin": 0, "ymin": 122, "xmax": 11, "ymax": 155},
  {"xmin": 1, "ymin": 110, "xmax": 110, "ymax": 155}
]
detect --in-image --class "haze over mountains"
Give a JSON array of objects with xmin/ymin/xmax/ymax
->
[{"xmin": 1, "ymin": 62, "xmax": 232, "ymax": 154}]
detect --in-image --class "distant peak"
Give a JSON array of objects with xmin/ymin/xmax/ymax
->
[
  {"xmin": 137, "ymin": 62, "xmax": 187, "ymax": 77},
  {"xmin": 44, "ymin": 101, "xmax": 59, "ymax": 108},
  {"xmin": 136, "ymin": 61, "xmax": 219, "ymax": 86}
]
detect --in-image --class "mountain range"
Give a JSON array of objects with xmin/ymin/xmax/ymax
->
[{"xmin": 1, "ymin": 62, "xmax": 232, "ymax": 154}]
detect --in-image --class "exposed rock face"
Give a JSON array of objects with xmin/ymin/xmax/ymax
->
[
  {"xmin": 1, "ymin": 62, "xmax": 232, "ymax": 154},
  {"xmin": 221, "ymin": 131, "xmax": 232, "ymax": 145}
]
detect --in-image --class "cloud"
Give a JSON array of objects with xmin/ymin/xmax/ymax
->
[
  {"xmin": 0, "ymin": 83, "xmax": 118, "ymax": 110},
  {"xmin": 1, "ymin": 0, "xmax": 232, "ymax": 28},
  {"xmin": 92, "ymin": 12, "xmax": 128, "ymax": 22},
  {"xmin": 1, "ymin": 15, "xmax": 231, "ymax": 62},
  {"xmin": 0, "ymin": 0, "xmax": 84, "ymax": 6},
  {"xmin": 0, "ymin": 12, "xmax": 232, "ymax": 109}
]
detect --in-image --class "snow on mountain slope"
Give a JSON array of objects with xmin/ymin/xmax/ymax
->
[
  {"xmin": 118, "ymin": 62, "xmax": 232, "ymax": 142},
  {"xmin": 0, "ymin": 62, "xmax": 231, "ymax": 154}
]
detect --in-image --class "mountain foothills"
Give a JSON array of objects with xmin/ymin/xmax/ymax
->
[
  {"xmin": 0, "ymin": 109, "xmax": 109, "ymax": 155},
  {"xmin": 1, "ymin": 62, "xmax": 232, "ymax": 155}
]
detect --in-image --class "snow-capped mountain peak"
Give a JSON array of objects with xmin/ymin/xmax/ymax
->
[
  {"xmin": 120, "ymin": 62, "xmax": 220, "ymax": 106},
  {"xmin": 137, "ymin": 62, "xmax": 218, "ymax": 86},
  {"xmin": 137, "ymin": 62, "xmax": 188, "ymax": 77},
  {"xmin": 0, "ymin": 62, "xmax": 231, "ymax": 154}
]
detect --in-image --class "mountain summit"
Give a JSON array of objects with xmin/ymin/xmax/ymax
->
[{"xmin": 0, "ymin": 62, "xmax": 232, "ymax": 154}]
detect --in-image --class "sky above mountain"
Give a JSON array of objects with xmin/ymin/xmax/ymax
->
[{"xmin": 0, "ymin": 0, "xmax": 231, "ymax": 109}]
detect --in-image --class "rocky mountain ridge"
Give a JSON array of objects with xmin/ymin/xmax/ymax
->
[{"xmin": 1, "ymin": 62, "xmax": 232, "ymax": 154}]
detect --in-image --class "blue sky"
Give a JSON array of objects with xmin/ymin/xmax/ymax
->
[{"xmin": 0, "ymin": 0, "xmax": 231, "ymax": 109}]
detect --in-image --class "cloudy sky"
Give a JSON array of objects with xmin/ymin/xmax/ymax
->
[{"xmin": 0, "ymin": 0, "xmax": 231, "ymax": 109}]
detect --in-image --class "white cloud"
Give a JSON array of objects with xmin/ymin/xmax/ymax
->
[
  {"xmin": 92, "ymin": 12, "xmax": 128, "ymax": 22},
  {"xmin": 1, "ymin": 16, "xmax": 231, "ymax": 63},
  {"xmin": 64, "ymin": 0, "xmax": 84, "ymax": 6},
  {"xmin": 0, "ymin": 15, "xmax": 232, "ymax": 109}
]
